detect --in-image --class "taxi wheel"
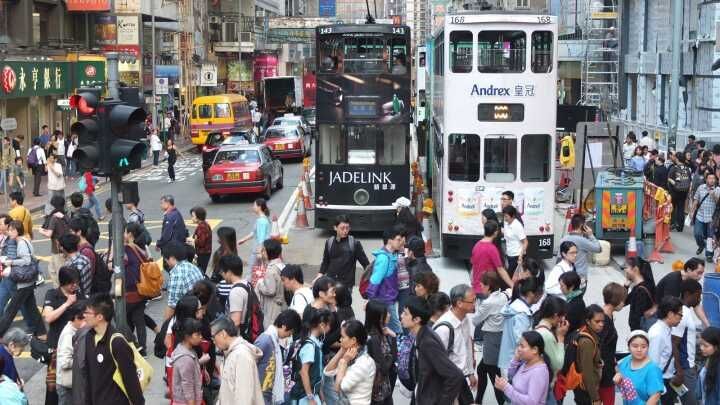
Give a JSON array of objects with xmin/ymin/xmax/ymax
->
[
  {"xmin": 210, "ymin": 194, "xmax": 221, "ymax": 203},
  {"xmin": 264, "ymin": 177, "xmax": 272, "ymax": 200},
  {"xmin": 276, "ymin": 169, "xmax": 284, "ymax": 189}
]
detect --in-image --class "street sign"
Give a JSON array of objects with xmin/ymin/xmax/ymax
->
[
  {"xmin": 0, "ymin": 118, "xmax": 17, "ymax": 131},
  {"xmin": 155, "ymin": 77, "xmax": 169, "ymax": 95},
  {"xmin": 200, "ymin": 64, "xmax": 218, "ymax": 87}
]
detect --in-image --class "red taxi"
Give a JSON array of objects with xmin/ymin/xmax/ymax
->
[
  {"xmin": 204, "ymin": 144, "xmax": 283, "ymax": 202},
  {"xmin": 261, "ymin": 125, "xmax": 310, "ymax": 159}
]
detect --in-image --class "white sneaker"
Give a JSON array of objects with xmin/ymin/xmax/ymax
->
[
  {"xmin": 168, "ymin": 179, "xmax": 173, "ymax": 183},
  {"xmin": 35, "ymin": 274, "xmax": 45, "ymax": 286}
]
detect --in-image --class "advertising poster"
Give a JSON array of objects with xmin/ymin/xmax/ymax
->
[
  {"xmin": 253, "ymin": 54, "xmax": 278, "ymax": 82},
  {"xmin": 303, "ymin": 73, "xmax": 316, "ymax": 107},
  {"xmin": 316, "ymin": 74, "xmax": 411, "ymax": 124},
  {"xmin": 95, "ymin": 15, "xmax": 117, "ymax": 46},
  {"xmin": 67, "ymin": 0, "xmax": 110, "ymax": 11},
  {"xmin": 117, "ymin": 15, "xmax": 140, "ymax": 45},
  {"xmin": 319, "ymin": 0, "xmax": 336, "ymax": 17}
]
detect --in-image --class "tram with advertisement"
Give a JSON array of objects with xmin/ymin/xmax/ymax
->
[
  {"xmin": 430, "ymin": 12, "xmax": 558, "ymax": 259},
  {"xmin": 415, "ymin": 45, "xmax": 427, "ymax": 127},
  {"xmin": 314, "ymin": 23, "xmax": 412, "ymax": 231}
]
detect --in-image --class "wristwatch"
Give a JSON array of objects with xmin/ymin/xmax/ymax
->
[{"xmin": 306, "ymin": 394, "xmax": 315, "ymax": 401}]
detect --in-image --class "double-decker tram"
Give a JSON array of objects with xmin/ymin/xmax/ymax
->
[
  {"xmin": 314, "ymin": 23, "xmax": 412, "ymax": 231},
  {"xmin": 431, "ymin": 12, "xmax": 558, "ymax": 258}
]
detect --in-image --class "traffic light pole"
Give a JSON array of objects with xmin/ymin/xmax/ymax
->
[{"xmin": 111, "ymin": 174, "xmax": 129, "ymax": 333}]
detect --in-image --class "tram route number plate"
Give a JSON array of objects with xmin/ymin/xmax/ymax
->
[
  {"xmin": 538, "ymin": 237, "xmax": 552, "ymax": 248},
  {"xmin": 537, "ymin": 16, "xmax": 552, "ymax": 24}
]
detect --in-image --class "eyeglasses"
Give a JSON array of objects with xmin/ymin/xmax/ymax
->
[{"xmin": 83, "ymin": 311, "xmax": 96, "ymax": 317}]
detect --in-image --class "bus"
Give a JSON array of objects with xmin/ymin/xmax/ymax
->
[
  {"xmin": 190, "ymin": 94, "xmax": 253, "ymax": 146},
  {"xmin": 430, "ymin": 12, "xmax": 558, "ymax": 259},
  {"xmin": 314, "ymin": 23, "xmax": 412, "ymax": 231}
]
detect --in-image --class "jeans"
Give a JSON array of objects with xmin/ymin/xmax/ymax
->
[
  {"xmin": 397, "ymin": 287, "xmax": 411, "ymax": 317},
  {"xmin": 84, "ymin": 193, "xmax": 102, "ymax": 218},
  {"xmin": 680, "ymin": 367, "xmax": 698, "ymax": 405},
  {"xmin": 694, "ymin": 220, "xmax": 713, "ymax": 252},
  {"xmin": 322, "ymin": 374, "xmax": 339, "ymax": 405},
  {"xmin": 0, "ymin": 277, "xmax": 33, "ymax": 324},
  {"xmin": 153, "ymin": 150, "xmax": 160, "ymax": 166},
  {"xmin": 387, "ymin": 301, "xmax": 402, "ymax": 335},
  {"xmin": 57, "ymin": 385, "xmax": 72, "ymax": 405},
  {"xmin": 66, "ymin": 158, "xmax": 76, "ymax": 177},
  {"xmin": 0, "ymin": 285, "xmax": 46, "ymax": 336},
  {"xmin": 0, "ymin": 168, "xmax": 7, "ymax": 193},
  {"xmin": 127, "ymin": 300, "xmax": 148, "ymax": 353}
]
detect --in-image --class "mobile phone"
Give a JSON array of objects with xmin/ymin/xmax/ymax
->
[{"xmin": 671, "ymin": 383, "xmax": 689, "ymax": 397}]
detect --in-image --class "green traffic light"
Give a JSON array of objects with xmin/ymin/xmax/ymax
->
[{"xmin": 118, "ymin": 158, "xmax": 129, "ymax": 167}]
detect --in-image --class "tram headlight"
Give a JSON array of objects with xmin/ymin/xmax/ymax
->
[{"xmin": 353, "ymin": 188, "xmax": 370, "ymax": 206}]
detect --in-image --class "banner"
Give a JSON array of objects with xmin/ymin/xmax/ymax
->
[
  {"xmin": 319, "ymin": 0, "xmax": 336, "ymax": 17},
  {"xmin": 67, "ymin": 0, "xmax": 110, "ymax": 12},
  {"xmin": 95, "ymin": 15, "xmax": 117, "ymax": 46},
  {"xmin": 0, "ymin": 62, "xmax": 72, "ymax": 99},
  {"xmin": 114, "ymin": 0, "xmax": 140, "ymax": 13}
]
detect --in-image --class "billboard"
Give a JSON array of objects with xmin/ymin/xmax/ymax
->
[
  {"xmin": 303, "ymin": 73, "xmax": 316, "ymax": 107},
  {"xmin": 253, "ymin": 54, "xmax": 279, "ymax": 82},
  {"xmin": 67, "ymin": 0, "xmax": 110, "ymax": 11},
  {"xmin": 319, "ymin": 0, "xmax": 336, "ymax": 17},
  {"xmin": 117, "ymin": 15, "xmax": 140, "ymax": 45},
  {"xmin": 95, "ymin": 15, "xmax": 117, "ymax": 46},
  {"xmin": 316, "ymin": 74, "xmax": 411, "ymax": 124}
]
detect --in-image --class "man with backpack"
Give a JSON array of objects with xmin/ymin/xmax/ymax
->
[
  {"xmin": 27, "ymin": 138, "xmax": 46, "ymax": 197},
  {"xmin": 163, "ymin": 241, "xmax": 204, "ymax": 320},
  {"xmin": 69, "ymin": 192, "xmax": 100, "ymax": 247},
  {"xmin": 667, "ymin": 153, "xmax": 692, "ymax": 231},
  {"xmin": 434, "ymin": 284, "xmax": 477, "ymax": 404},
  {"xmin": 366, "ymin": 226, "xmax": 406, "ymax": 334},
  {"xmin": 40, "ymin": 195, "xmax": 70, "ymax": 287},
  {"xmin": 400, "ymin": 295, "xmax": 464, "ymax": 405},
  {"xmin": 316, "ymin": 215, "xmax": 369, "ymax": 303},
  {"xmin": 60, "ymin": 234, "xmax": 92, "ymax": 298},
  {"xmin": 218, "ymin": 254, "xmax": 264, "ymax": 342}
]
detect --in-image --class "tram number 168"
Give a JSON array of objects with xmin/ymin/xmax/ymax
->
[
  {"xmin": 538, "ymin": 237, "xmax": 552, "ymax": 248},
  {"xmin": 537, "ymin": 16, "xmax": 551, "ymax": 24}
]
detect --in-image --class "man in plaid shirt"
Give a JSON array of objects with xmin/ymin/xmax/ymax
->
[
  {"xmin": 163, "ymin": 241, "xmax": 204, "ymax": 320},
  {"xmin": 692, "ymin": 172, "xmax": 720, "ymax": 257},
  {"xmin": 60, "ymin": 233, "xmax": 92, "ymax": 298}
]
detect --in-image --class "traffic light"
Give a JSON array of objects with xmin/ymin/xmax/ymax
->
[
  {"xmin": 70, "ymin": 89, "xmax": 102, "ymax": 172},
  {"xmin": 103, "ymin": 100, "xmax": 147, "ymax": 174}
]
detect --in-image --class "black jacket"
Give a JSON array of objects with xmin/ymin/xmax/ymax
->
[
  {"xmin": 415, "ymin": 325, "xmax": 464, "ymax": 405},
  {"xmin": 84, "ymin": 326, "xmax": 145, "ymax": 405},
  {"xmin": 319, "ymin": 236, "xmax": 370, "ymax": 287},
  {"xmin": 566, "ymin": 293, "xmax": 587, "ymax": 334},
  {"xmin": 407, "ymin": 257, "xmax": 433, "ymax": 290}
]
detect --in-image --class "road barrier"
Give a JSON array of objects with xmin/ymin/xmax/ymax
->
[{"xmin": 645, "ymin": 181, "xmax": 675, "ymax": 263}]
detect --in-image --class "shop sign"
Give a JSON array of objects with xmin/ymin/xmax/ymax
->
[
  {"xmin": 0, "ymin": 61, "xmax": 71, "ymax": 99},
  {"xmin": 67, "ymin": 0, "xmax": 110, "ymax": 12},
  {"xmin": 155, "ymin": 78, "xmax": 169, "ymax": 95},
  {"xmin": 114, "ymin": 0, "xmax": 140, "ymax": 13},
  {"xmin": 200, "ymin": 64, "xmax": 218, "ymax": 87},
  {"xmin": 0, "ymin": 118, "xmax": 17, "ymax": 131},
  {"xmin": 117, "ymin": 15, "xmax": 140, "ymax": 45},
  {"xmin": 74, "ymin": 61, "xmax": 106, "ymax": 88}
]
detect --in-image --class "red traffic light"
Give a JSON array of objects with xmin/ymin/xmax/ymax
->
[{"xmin": 70, "ymin": 91, "xmax": 99, "ymax": 116}]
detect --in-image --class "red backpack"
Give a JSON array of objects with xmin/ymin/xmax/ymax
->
[{"xmin": 227, "ymin": 282, "xmax": 265, "ymax": 342}]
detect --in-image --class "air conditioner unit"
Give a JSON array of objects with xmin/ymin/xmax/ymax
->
[{"xmin": 209, "ymin": 16, "xmax": 221, "ymax": 24}]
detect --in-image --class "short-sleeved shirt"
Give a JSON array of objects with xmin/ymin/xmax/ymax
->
[
  {"xmin": 503, "ymin": 219, "xmax": 526, "ymax": 257},
  {"xmin": 44, "ymin": 288, "xmax": 72, "ymax": 348},
  {"xmin": 254, "ymin": 216, "xmax": 271, "ymax": 250},
  {"xmin": 299, "ymin": 335, "xmax": 323, "ymax": 373},
  {"xmin": 672, "ymin": 305, "xmax": 700, "ymax": 368},
  {"xmin": 693, "ymin": 184, "xmax": 720, "ymax": 223},
  {"xmin": 290, "ymin": 287, "xmax": 314, "ymax": 318},
  {"xmin": 47, "ymin": 214, "xmax": 68, "ymax": 254},
  {"xmin": 470, "ymin": 240, "xmax": 502, "ymax": 294},
  {"xmin": 617, "ymin": 355, "xmax": 665, "ymax": 404},
  {"xmin": 167, "ymin": 260, "xmax": 204, "ymax": 308},
  {"xmin": 228, "ymin": 282, "xmax": 249, "ymax": 320},
  {"xmin": 655, "ymin": 272, "xmax": 682, "ymax": 303}
]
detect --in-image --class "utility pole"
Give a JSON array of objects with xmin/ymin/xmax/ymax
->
[
  {"xmin": 238, "ymin": 0, "xmax": 243, "ymax": 95},
  {"xmin": 667, "ymin": 0, "xmax": 682, "ymax": 151},
  {"xmin": 106, "ymin": 52, "xmax": 120, "ymax": 100},
  {"xmin": 151, "ymin": 0, "xmax": 158, "ymax": 130}
]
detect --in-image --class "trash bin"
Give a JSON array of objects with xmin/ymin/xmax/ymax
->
[{"xmin": 703, "ymin": 273, "xmax": 720, "ymax": 327}]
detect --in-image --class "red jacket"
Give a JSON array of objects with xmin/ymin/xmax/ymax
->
[{"xmin": 83, "ymin": 172, "xmax": 95, "ymax": 195}]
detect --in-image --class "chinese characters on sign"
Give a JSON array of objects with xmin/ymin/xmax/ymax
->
[
  {"xmin": 471, "ymin": 84, "xmax": 536, "ymax": 97},
  {"xmin": 0, "ymin": 62, "xmax": 71, "ymax": 99}
]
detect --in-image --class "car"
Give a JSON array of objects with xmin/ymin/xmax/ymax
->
[
  {"xmin": 302, "ymin": 108, "xmax": 316, "ymax": 136},
  {"xmin": 270, "ymin": 114, "xmax": 313, "ymax": 138},
  {"xmin": 204, "ymin": 144, "xmax": 283, "ymax": 202},
  {"xmin": 261, "ymin": 125, "xmax": 311, "ymax": 159},
  {"xmin": 201, "ymin": 130, "xmax": 255, "ymax": 172}
]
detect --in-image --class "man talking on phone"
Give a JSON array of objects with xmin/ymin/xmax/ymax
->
[{"xmin": 557, "ymin": 214, "xmax": 601, "ymax": 286}]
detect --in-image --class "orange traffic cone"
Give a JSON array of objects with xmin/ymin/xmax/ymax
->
[
  {"xmin": 626, "ymin": 229, "xmax": 637, "ymax": 259},
  {"xmin": 304, "ymin": 169, "xmax": 313, "ymax": 198},
  {"xmin": 295, "ymin": 195, "xmax": 310, "ymax": 228},
  {"xmin": 270, "ymin": 215, "xmax": 281, "ymax": 240},
  {"xmin": 301, "ymin": 179, "xmax": 314, "ymax": 210}
]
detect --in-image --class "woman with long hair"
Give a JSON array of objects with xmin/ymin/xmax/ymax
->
[
  {"xmin": 699, "ymin": 327, "xmax": 720, "ymax": 403},
  {"xmin": 365, "ymin": 300, "xmax": 397, "ymax": 405},
  {"xmin": 324, "ymin": 320, "xmax": 376, "ymax": 405},
  {"xmin": 493, "ymin": 330, "xmax": 551, "ymax": 404},
  {"xmin": 210, "ymin": 226, "xmax": 237, "ymax": 283},
  {"xmin": 124, "ymin": 222, "xmax": 151, "ymax": 355},
  {"xmin": 533, "ymin": 295, "xmax": 569, "ymax": 405},
  {"xmin": 511, "ymin": 256, "xmax": 545, "ymax": 302},
  {"xmin": 170, "ymin": 318, "xmax": 204, "ymax": 405},
  {"xmin": 573, "ymin": 304, "xmax": 605, "ymax": 405},
  {"xmin": 624, "ymin": 256, "xmax": 657, "ymax": 331},
  {"xmin": 291, "ymin": 309, "xmax": 332, "ymax": 403},
  {"xmin": 546, "ymin": 241, "xmax": 578, "ymax": 296},
  {"xmin": 394, "ymin": 206, "xmax": 422, "ymax": 239},
  {"xmin": 613, "ymin": 330, "xmax": 664, "ymax": 404},
  {"xmin": 238, "ymin": 198, "xmax": 271, "ymax": 269},
  {"xmin": 166, "ymin": 138, "xmax": 183, "ymax": 183}
]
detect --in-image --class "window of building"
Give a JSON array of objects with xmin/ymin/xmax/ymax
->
[
  {"xmin": 448, "ymin": 134, "xmax": 480, "ymax": 182},
  {"xmin": 531, "ymin": 31, "xmax": 553, "ymax": 73},
  {"xmin": 319, "ymin": 124, "xmax": 345, "ymax": 165},
  {"xmin": 478, "ymin": 31, "xmax": 526, "ymax": 73},
  {"xmin": 521, "ymin": 135, "xmax": 551, "ymax": 182},
  {"xmin": 484, "ymin": 136, "xmax": 517, "ymax": 182},
  {"xmin": 450, "ymin": 31, "xmax": 473, "ymax": 73}
]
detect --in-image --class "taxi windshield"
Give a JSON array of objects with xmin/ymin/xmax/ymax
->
[
  {"xmin": 214, "ymin": 150, "xmax": 260, "ymax": 164},
  {"xmin": 266, "ymin": 128, "xmax": 299, "ymax": 139}
]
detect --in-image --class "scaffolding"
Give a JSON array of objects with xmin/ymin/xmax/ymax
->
[{"xmin": 580, "ymin": 0, "xmax": 619, "ymax": 110}]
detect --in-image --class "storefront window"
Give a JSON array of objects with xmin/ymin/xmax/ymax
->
[
  {"xmin": 478, "ymin": 31, "xmax": 526, "ymax": 73},
  {"xmin": 448, "ymin": 134, "xmax": 480, "ymax": 182},
  {"xmin": 521, "ymin": 134, "xmax": 551, "ymax": 182},
  {"xmin": 484, "ymin": 136, "xmax": 517, "ymax": 182}
]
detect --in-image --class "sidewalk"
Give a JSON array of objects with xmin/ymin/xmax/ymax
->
[{"xmin": 10, "ymin": 138, "xmax": 195, "ymax": 215}]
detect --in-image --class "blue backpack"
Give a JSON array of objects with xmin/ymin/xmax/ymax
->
[
  {"xmin": 26, "ymin": 148, "xmax": 38, "ymax": 168},
  {"xmin": 77, "ymin": 176, "xmax": 87, "ymax": 192}
]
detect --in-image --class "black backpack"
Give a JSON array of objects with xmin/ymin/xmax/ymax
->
[
  {"xmin": 91, "ymin": 250, "xmax": 112, "ymax": 294},
  {"xmin": 154, "ymin": 317, "xmax": 172, "ymax": 359},
  {"xmin": 287, "ymin": 338, "xmax": 322, "ymax": 400},
  {"xmin": 432, "ymin": 321, "xmax": 455, "ymax": 354},
  {"xmin": 73, "ymin": 210, "xmax": 100, "ymax": 247}
]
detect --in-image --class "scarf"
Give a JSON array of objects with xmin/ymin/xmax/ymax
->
[
  {"xmin": 266, "ymin": 325, "xmax": 286, "ymax": 404},
  {"xmin": 565, "ymin": 288, "xmax": 584, "ymax": 302}
]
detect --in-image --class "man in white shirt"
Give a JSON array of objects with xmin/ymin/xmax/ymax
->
[
  {"xmin": 671, "ymin": 280, "xmax": 702, "ymax": 405},
  {"xmin": 28, "ymin": 138, "xmax": 46, "ymax": 197},
  {"xmin": 55, "ymin": 131, "xmax": 66, "ymax": 170},
  {"xmin": 280, "ymin": 265, "xmax": 314, "ymax": 318},
  {"xmin": 44, "ymin": 154, "xmax": 65, "ymax": 215},
  {"xmin": 648, "ymin": 296, "xmax": 684, "ymax": 405},
  {"xmin": 434, "ymin": 284, "xmax": 477, "ymax": 403},
  {"xmin": 638, "ymin": 130, "xmax": 656, "ymax": 150},
  {"xmin": 501, "ymin": 205, "xmax": 527, "ymax": 276}
]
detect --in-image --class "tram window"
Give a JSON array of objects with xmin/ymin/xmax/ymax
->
[
  {"xmin": 198, "ymin": 104, "xmax": 213, "ymax": 119},
  {"xmin": 450, "ymin": 31, "xmax": 473, "ymax": 73},
  {"xmin": 419, "ymin": 52, "xmax": 426, "ymax": 67},
  {"xmin": 319, "ymin": 125, "xmax": 345, "ymax": 165},
  {"xmin": 344, "ymin": 36, "xmax": 387, "ymax": 74},
  {"xmin": 390, "ymin": 37, "xmax": 409, "ymax": 75},
  {"xmin": 378, "ymin": 125, "xmax": 406, "ymax": 165},
  {"xmin": 448, "ymin": 134, "xmax": 480, "ymax": 182},
  {"xmin": 531, "ymin": 31, "xmax": 553, "ymax": 73},
  {"xmin": 319, "ymin": 34, "xmax": 342, "ymax": 73},
  {"xmin": 483, "ymin": 137, "xmax": 517, "ymax": 182},
  {"xmin": 521, "ymin": 134, "xmax": 551, "ymax": 182},
  {"xmin": 477, "ymin": 31, "xmax": 526, "ymax": 73},
  {"xmin": 348, "ymin": 126, "xmax": 378, "ymax": 164}
]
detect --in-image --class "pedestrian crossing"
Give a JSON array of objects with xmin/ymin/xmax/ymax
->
[{"xmin": 123, "ymin": 154, "xmax": 202, "ymax": 182}]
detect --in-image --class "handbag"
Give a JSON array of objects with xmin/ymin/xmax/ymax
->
[{"xmin": 8, "ymin": 240, "xmax": 39, "ymax": 284}]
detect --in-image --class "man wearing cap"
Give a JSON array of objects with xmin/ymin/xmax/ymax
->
[{"xmin": 316, "ymin": 214, "xmax": 369, "ymax": 303}]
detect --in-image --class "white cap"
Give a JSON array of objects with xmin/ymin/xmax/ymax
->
[
  {"xmin": 627, "ymin": 330, "xmax": 650, "ymax": 344},
  {"xmin": 392, "ymin": 197, "xmax": 411, "ymax": 208}
]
